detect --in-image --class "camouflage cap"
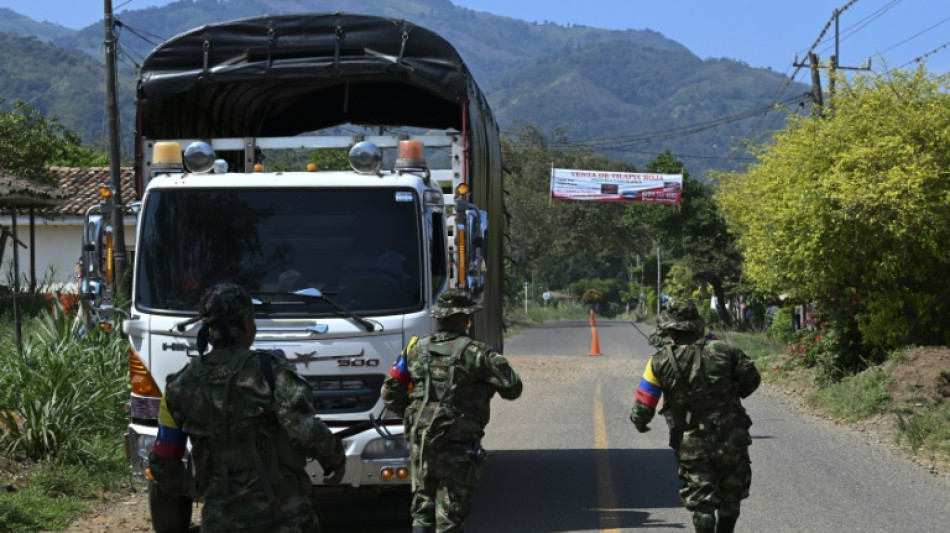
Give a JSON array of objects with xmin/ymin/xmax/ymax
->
[
  {"xmin": 658, "ymin": 300, "xmax": 704, "ymax": 332},
  {"xmin": 429, "ymin": 289, "xmax": 482, "ymax": 318},
  {"xmin": 198, "ymin": 283, "xmax": 253, "ymax": 347}
]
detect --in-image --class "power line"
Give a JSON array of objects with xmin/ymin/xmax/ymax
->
[
  {"xmin": 898, "ymin": 40, "xmax": 950, "ymax": 69},
  {"xmin": 505, "ymin": 92, "xmax": 808, "ymax": 151},
  {"xmin": 877, "ymin": 13, "xmax": 950, "ymax": 57}
]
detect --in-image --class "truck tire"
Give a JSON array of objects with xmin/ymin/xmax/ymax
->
[{"xmin": 148, "ymin": 480, "xmax": 193, "ymax": 533}]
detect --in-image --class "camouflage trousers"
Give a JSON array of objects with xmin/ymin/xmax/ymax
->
[
  {"xmin": 676, "ymin": 447, "xmax": 751, "ymax": 518},
  {"xmin": 409, "ymin": 441, "xmax": 484, "ymax": 533}
]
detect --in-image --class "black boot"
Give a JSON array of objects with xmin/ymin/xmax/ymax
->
[
  {"xmin": 692, "ymin": 511, "xmax": 716, "ymax": 533},
  {"xmin": 716, "ymin": 514, "xmax": 739, "ymax": 533}
]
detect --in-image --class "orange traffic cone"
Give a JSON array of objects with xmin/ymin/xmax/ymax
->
[
  {"xmin": 589, "ymin": 308, "xmax": 596, "ymax": 326},
  {"xmin": 589, "ymin": 325, "xmax": 602, "ymax": 356}
]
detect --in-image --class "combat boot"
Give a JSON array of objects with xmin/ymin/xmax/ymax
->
[
  {"xmin": 692, "ymin": 511, "xmax": 716, "ymax": 533},
  {"xmin": 716, "ymin": 514, "xmax": 739, "ymax": 533}
]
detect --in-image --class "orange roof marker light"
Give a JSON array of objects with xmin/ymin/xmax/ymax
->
[
  {"xmin": 152, "ymin": 141, "xmax": 183, "ymax": 174},
  {"xmin": 394, "ymin": 140, "xmax": 426, "ymax": 171}
]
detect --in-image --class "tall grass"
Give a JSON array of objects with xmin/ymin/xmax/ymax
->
[
  {"xmin": 0, "ymin": 305, "xmax": 128, "ymax": 463},
  {"xmin": 0, "ymin": 303, "xmax": 130, "ymax": 531}
]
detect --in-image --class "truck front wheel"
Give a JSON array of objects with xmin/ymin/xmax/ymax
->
[{"xmin": 148, "ymin": 480, "xmax": 193, "ymax": 533}]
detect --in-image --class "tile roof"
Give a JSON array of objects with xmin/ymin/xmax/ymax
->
[
  {"xmin": 0, "ymin": 169, "xmax": 69, "ymax": 207},
  {"xmin": 49, "ymin": 167, "xmax": 136, "ymax": 217}
]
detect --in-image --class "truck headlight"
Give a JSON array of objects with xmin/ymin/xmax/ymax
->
[{"xmin": 362, "ymin": 435, "xmax": 410, "ymax": 460}]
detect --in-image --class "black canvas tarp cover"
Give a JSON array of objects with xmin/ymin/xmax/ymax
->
[{"xmin": 136, "ymin": 12, "xmax": 496, "ymax": 138}]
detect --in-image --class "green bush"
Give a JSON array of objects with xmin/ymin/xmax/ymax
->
[
  {"xmin": 768, "ymin": 307, "xmax": 796, "ymax": 343},
  {"xmin": 0, "ymin": 308, "xmax": 128, "ymax": 462}
]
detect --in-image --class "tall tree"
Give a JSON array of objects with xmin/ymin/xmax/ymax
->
[
  {"xmin": 502, "ymin": 123, "xmax": 651, "ymax": 299},
  {"xmin": 716, "ymin": 68, "xmax": 950, "ymax": 347},
  {"xmin": 624, "ymin": 150, "xmax": 742, "ymax": 325},
  {"xmin": 0, "ymin": 99, "xmax": 103, "ymax": 183}
]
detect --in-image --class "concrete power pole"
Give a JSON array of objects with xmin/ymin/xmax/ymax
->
[{"xmin": 103, "ymin": 0, "xmax": 130, "ymax": 298}]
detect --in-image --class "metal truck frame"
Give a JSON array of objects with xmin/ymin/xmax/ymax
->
[{"xmin": 81, "ymin": 13, "xmax": 504, "ymax": 532}]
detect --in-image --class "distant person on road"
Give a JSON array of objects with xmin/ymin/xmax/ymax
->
[
  {"xmin": 631, "ymin": 301, "xmax": 761, "ymax": 533},
  {"xmin": 381, "ymin": 289, "xmax": 523, "ymax": 533},
  {"xmin": 149, "ymin": 283, "xmax": 346, "ymax": 532}
]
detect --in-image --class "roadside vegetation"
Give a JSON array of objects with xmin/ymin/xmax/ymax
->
[{"xmin": 0, "ymin": 294, "xmax": 129, "ymax": 533}]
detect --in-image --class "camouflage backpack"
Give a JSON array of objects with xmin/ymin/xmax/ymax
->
[
  {"xmin": 407, "ymin": 335, "xmax": 485, "ymax": 448},
  {"xmin": 654, "ymin": 339, "xmax": 753, "ymax": 455},
  {"xmin": 182, "ymin": 348, "xmax": 305, "ymax": 508}
]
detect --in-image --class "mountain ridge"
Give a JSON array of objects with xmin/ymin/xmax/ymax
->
[{"xmin": 0, "ymin": 0, "xmax": 808, "ymax": 178}]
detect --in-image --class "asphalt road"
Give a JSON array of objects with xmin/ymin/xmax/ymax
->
[{"xmin": 319, "ymin": 319, "xmax": 950, "ymax": 532}]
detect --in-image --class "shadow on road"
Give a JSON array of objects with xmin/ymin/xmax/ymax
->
[
  {"xmin": 467, "ymin": 448, "xmax": 685, "ymax": 532},
  {"xmin": 316, "ymin": 448, "xmax": 686, "ymax": 532}
]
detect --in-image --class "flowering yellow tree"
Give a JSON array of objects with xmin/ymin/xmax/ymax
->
[{"xmin": 716, "ymin": 68, "xmax": 950, "ymax": 349}]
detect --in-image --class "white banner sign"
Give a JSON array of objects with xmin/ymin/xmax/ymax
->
[{"xmin": 550, "ymin": 168, "xmax": 683, "ymax": 205}]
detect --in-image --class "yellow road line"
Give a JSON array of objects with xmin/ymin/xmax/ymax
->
[{"xmin": 594, "ymin": 381, "xmax": 621, "ymax": 532}]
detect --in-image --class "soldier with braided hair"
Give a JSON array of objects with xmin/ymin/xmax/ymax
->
[
  {"xmin": 632, "ymin": 301, "xmax": 761, "ymax": 533},
  {"xmin": 149, "ymin": 282, "xmax": 345, "ymax": 532}
]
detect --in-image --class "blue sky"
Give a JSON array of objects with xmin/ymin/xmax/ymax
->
[{"xmin": 3, "ymin": 0, "xmax": 949, "ymax": 80}]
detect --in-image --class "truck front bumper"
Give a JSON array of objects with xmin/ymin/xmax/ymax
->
[{"xmin": 125, "ymin": 422, "xmax": 411, "ymax": 488}]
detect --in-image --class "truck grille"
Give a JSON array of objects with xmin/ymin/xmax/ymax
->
[{"xmin": 306, "ymin": 374, "xmax": 384, "ymax": 414}]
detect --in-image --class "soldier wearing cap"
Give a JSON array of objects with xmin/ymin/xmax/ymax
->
[
  {"xmin": 381, "ymin": 289, "xmax": 522, "ymax": 533},
  {"xmin": 148, "ymin": 282, "xmax": 346, "ymax": 532},
  {"xmin": 631, "ymin": 301, "xmax": 761, "ymax": 533}
]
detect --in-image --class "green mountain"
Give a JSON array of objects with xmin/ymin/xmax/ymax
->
[
  {"xmin": 1, "ymin": 0, "xmax": 809, "ymax": 178},
  {"xmin": 0, "ymin": 8, "xmax": 75, "ymax": 42},
  {"xmin": 0, "ymin": 33, "xmax": 136, "ymax": 150}
]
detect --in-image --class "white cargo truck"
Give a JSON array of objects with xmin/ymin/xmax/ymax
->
[{"xmin": 80, "ymin": 13, "xmax": 505, "ymax": 532}]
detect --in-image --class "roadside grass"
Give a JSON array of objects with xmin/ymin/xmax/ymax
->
[
  {"xmin": 715, "ymin": 329, "xmax": 786, "ymax": 371},
  {"xmin": 0, "ymin": 302, "xmax": 130, "ymax": 532},
  {"xmin": 895, "ymin": 405, "xmax": 950, "ymax": 457},
  {"xmin": 504, "ymin": 301, "xmax": 591, "ymax": 338},
  {"xmin": 806, "ymin": 367, "xmax": 891, "ymax": 422},
  {"xmin": 728, "ymin": 329, "xmax": 950, "ymax": 470}
]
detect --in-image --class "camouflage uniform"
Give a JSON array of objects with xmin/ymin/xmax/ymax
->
[
  {"xmin": 149, "ymin": 284, "xmax": 345, "ymax": 533},
  {"xmin": 631, "ymin": 301, "xmax": 760, "ymax": 533},
  {"xmin": 381, "ymin": 289, "xmax": 522, "ymax": 533}
]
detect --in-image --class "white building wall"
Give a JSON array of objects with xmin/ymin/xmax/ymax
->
[{"xmin": 0, "ymin": 216, "xmax": 136, "ymax": 292}]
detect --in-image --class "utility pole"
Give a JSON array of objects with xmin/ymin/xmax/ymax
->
[
  {"xmin": 104, "ymin": 0, "xmax": 130, "ymax": 298},
  {"xmin": 794, "ymin": 52, "xmax": 825, "ymax": 109},
  {"xmin": 795, "ymin": 8, "xmax": 871, "ymax": 112},
  {"xmin": 656, "ymin": 246, "xmax": 661, "ymax": 316}
]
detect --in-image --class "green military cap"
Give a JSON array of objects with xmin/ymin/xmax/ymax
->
[
  {"xmin": 658, "ymin": 300, "xmax": 704, "ymax": 333},
  {"xmin": 429, "ymin": 288, "xmax": 482, "ymax": 318}
]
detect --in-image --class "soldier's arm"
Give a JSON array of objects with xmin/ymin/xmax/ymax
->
[
  {"xmin": 381, "ymin": 354, "xmax": 411, "ymax": 417},
  {"xmin": 271, "ymin": 359, "xmax": 345, "ymax": 472},
  {"xmin": 731, "ymin": 348, "xmax": 761, "ymax": 399},
  {"xmin": 631, "ymin": 357, "xmax": 661, "ymax": 429},
  {"xmin": 147, "ymin": 395, "xmax": 196, "ymax": 498},
  {"xmin": 473, "ymin": 344, "xmax": 523, "ymax": 400}
]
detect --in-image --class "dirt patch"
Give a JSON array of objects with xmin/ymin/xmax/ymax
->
[
  {"xmin": 765, "ymin": 345, "xmax": 950, "ymax": 480},
  {"xmin": 885, "ymin": 346, "xmax": 950, "ymax": 407}
]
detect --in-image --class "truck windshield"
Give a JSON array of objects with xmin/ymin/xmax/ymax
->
[{"xmin": 135, "ymin": 187, "xmax": 423, "ymax": 315}]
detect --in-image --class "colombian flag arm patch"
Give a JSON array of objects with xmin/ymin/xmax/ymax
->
[
  {"xmin": 388, "ymin": 355, "xmax": 411, "ymax": 387},
  {"xmin": 634, "ymin": 358, "xmax": 663, "ymax": 408},
  {"xmin": 152, "ymin": 396, "xmax": 186, "ymax": 459}
]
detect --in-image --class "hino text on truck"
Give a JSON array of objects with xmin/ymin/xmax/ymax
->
[{"xmin": 80, "ymin": 13, "xmax": 505, "ymax": 532}]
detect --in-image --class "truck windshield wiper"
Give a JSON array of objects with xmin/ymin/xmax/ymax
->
[{"xmin": 293, "ymin": 288, "xmax": 377, "ymax": 332}]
